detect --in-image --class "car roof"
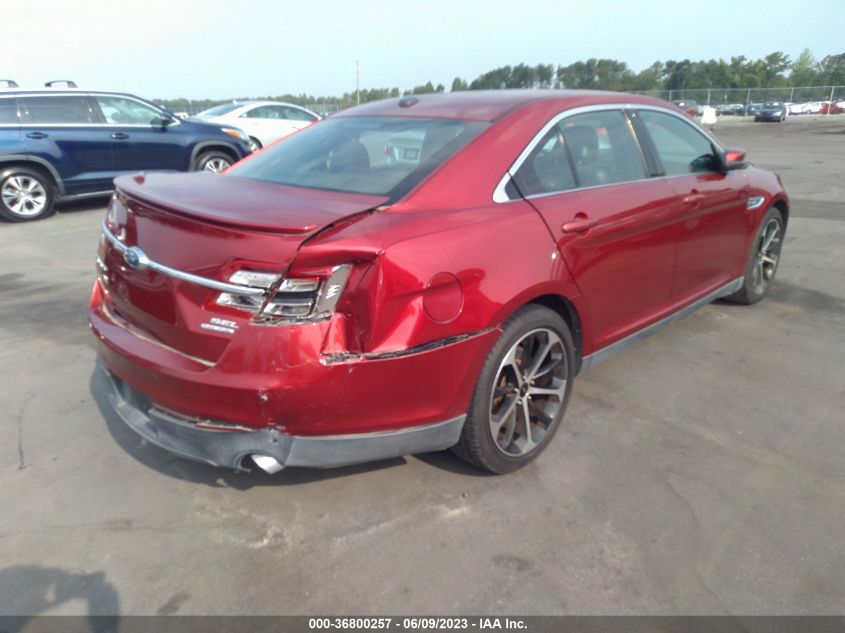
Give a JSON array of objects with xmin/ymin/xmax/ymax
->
[
  {"xmin": 336, "ymin": 89, "xmax": 674, "ymax": 121},
  {"xmin": 0, "ymin": 89, "xmax": 149, "ymax": 99},
  {"xmin": 224, "ymin": 100, "xmax": 316, "ymax": 110}
]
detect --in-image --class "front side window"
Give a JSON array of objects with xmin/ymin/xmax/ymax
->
[
  {"xmin": 95, "ymin": 96, "xmax": 163, "ymax": 125},
  {"xmin": 229, "ymin": 116, "xmax": 488, "ymax": 199},
  {"xmin": 20, "ymin": 96, "xmax": 96, "ymax": 124},
  {"xmin": 638, "ymin": 110, "xmax": 720, "ymax": 176},
  {"xmin": 0, "ymin": 98, "xmax": 17, "ymax": 124}
]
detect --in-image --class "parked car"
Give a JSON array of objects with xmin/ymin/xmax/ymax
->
[
  {"xmin": 819, "ymin": 101, "xmax": 844, "ymax": 115},
  {"xmin": 716, "ymin": 103, "xmax": 744, "ymax": 115},
  {"xmin": 0, "ymin": 84, "xmax": 252, "ymax": 221},
  {"xmin": 671, "ymin": 99, "xmax": 698, "ymax": 118},
  {"xmin": 90, "ymin": 90, "xmax": 788, "ymax": 475},
  {"xmin": 384, "ymin": 130, "xmax": 425, "ymax": 164},
  {"xmin": 194, "ymin": 101, "xmax": 320, "ymax": 152},
  {"xmin": 755, "ymin": 102, "xmax": 787, "ymax": 122}
]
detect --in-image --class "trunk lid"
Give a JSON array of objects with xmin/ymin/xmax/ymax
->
[{"xmin": 100, "ymin": 172, "xmax": 386, "ymax": 362}]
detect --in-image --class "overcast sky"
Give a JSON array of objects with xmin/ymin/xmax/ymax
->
[{"xmin": 5, "ymin": 0, "xmax": 843, "ymax": 99}]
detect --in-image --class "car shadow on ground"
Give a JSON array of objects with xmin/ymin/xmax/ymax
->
[
  {"xmin": 55, "ymin": 196, "xmax": 112, "ymax": 216},
  {"xmin": 89, "ymin": 369, "xmax": 484, "ymax": 488}
]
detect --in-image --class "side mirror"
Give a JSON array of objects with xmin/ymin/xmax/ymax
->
[
  {"xmin": 723, "ymin": 148, "xmax": 747, "ymax": 171},
  {"xmin": 152, "ymin": 115, "xmax": 175, "ymax": 130}
]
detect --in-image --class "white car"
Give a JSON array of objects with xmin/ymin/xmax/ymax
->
[{"xmin": 194, "ymin": 101, "xmax": 320, "ymax": 152}]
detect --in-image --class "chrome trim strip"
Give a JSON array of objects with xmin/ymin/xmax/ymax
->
[
  {"xmin": 493, "ymin": 102, "xmax": 726, "ymax": 204},
  {"xmin": 100, "ymin": 220, "xmax": 266, "ymax": 297},
  {"xmin": 580, "ymin": 277, "xmax": 744, "ymax": 371}
]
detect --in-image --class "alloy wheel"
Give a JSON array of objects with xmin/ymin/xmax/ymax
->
[
  {"xmin": 203, "ymin": 158, "xmax": 231, "ymax": 173},
  {"xmin": 751, "ymin": 217, "xmax": 782, "ymax": 294},
  {"xmin": 489, "ymin": 328, "xmax": 568, "ymax": 456},
  {"xmin": 2, "ymin": 176, "xmax": 47, "ymax": 217}
]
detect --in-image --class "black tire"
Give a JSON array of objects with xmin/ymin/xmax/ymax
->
[
  {"xmin": 452, "ymin": 304, "xmax": 575, "ymax": 474},
  {"xmin": 754, "ymin": 116, "xmax": 760, "ymax": 122},
  {"xmin": 725, "ymin": 207, "xmax": 784, "ymax": 305},
  {"xmin": 0, "ymin": 166, "xmax": 56, "ymax": 222},
  {"xmin": 193, "ymin": 151, "xmax": 233, "ymax": 173},
  {"xmin": 248, "ymin": 137, "xmax": 262, "ymax": 152}
]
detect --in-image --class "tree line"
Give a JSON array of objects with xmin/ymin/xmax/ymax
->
[{"xmin": 156, "ymin": 49, "xmax": 845, "ymax": 112}]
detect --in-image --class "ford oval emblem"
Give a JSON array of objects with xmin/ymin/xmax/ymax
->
[{"xmin": 123, "ymin": 246, "xmax": 148, "ymax": 271}]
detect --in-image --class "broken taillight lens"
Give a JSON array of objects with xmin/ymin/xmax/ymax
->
[{"xmin": 216, "ymin": 265, "xmax": 352, "ymax": 323}]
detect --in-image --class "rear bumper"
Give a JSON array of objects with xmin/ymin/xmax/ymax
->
[{"xmin": 95, "ymin": 362, "xmax": 465, "ymax": 472}]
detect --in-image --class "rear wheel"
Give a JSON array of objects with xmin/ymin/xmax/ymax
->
[
  {"xmin": 453, "ymin": 305, "xmax": 575, "ymax": 474},
  {"xmin": 194, "ymin": 151, "xmax": 232, "ymax": 173},
  {"xmin": 725, "ymin": 207, "xmax": 784, "ymax": 305},
  {"xmin": 0, "ymin": 167, "xmax": 55, "ymax": 222}
]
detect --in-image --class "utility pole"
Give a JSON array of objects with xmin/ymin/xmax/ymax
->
[{"xmin": 356, "ymin": 60, "xmax": 360, "ymax": 105}]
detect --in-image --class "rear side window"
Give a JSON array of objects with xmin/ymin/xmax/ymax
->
[
  {"xmin": 283, "ymin": 106, "xmax": 317, "ymax": 122},
  {"xmin": 229, "ymin": 116, "xmax": 488, "ymax": 199},
  {"xmin": 0, "ymin": 98, "xmax": 17, "ymax": 124},
  {"xmin": 638, "ymin": 110, "xmax": 720, "ymax": 176},
  {"xmin": 20, "ymin": 96, "xmax": 96, "ymax": 124}
]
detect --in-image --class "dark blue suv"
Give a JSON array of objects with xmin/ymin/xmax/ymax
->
[{"xmin": 0, "ymin": 86, "xmax": 252, "ymax": 221}]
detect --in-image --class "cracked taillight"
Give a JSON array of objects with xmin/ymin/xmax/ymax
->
[{"xmin": 216, "ymin": 265, "xmax": 352, "ymax": 323}]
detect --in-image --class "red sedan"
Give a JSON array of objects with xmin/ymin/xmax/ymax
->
[{"xmin": 89, "ymin": 91, "xmax": 788, "ymax": 474}]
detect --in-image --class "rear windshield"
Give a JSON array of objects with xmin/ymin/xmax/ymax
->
[
  {"xmin": 197, "ymin": 103, "xmax": 242, "ymax": 117},
  {"xmin": 228, "ymin": 116, "xmax": 489, "ymax": 198}
]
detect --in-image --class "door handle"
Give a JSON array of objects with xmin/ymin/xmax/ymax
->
[
  {"xmin": 683, "ymin": 192, "xmax": 705, "ymax": 206},
  {"xmin": 111, "ymin": 132, "xmax": 129, "ymax": 140},
  {"xmin": 26, "ymin": 132, "xmax": 48, "ymax": 139},
  {"xmin": 562, "ymin": 213, "xmax": 598, "ymax": 234}
]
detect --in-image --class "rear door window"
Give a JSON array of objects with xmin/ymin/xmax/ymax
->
[
  {"xmin": 19, "ymin": 96, "xmax": 97, "ymax": 124},
  {"xmin": 511, "ymin": 127, "xmax": 577, "ymax": 196},
  {"xmin": 282, "ymin": 106, "xmax": 317, "ymax": 122},
  {"xmin": 558, "ymin": 110, "xmax": 646, "ymax": 188},
  {"xmin": 0, "ymin": 98, "xmax": 18, "ymax": 124},
  {"xmin": 637, "ymin": 110, "xmax": 720, "ymax": 176}
]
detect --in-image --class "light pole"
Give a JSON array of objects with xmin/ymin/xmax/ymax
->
[{"xmin": 356, "ymin": 60, "xmax": 360, "ymax": 105}]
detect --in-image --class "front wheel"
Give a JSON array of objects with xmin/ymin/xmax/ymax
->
[
  {"xmin": 248, "ymin": 137, "xmax": 262, "ymax": 153},
  {"xmin": 725, "ymin": 207, "xmax": 784, "ymax": 305},
  {"xmin": 0, "ymin": 167, "xmax": 55, "ymax": 222},
  {"xmin": 194, "ymin": 151, "xmax": 232, "ymax": 174},
  {"xmin": 452, "ymin": 305, "xmax": 575, "ymax": 474}
]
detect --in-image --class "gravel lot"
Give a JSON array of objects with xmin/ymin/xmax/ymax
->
[{"xmin": 1, "ymin": 115, "xmax": 843, "ymax": 616}]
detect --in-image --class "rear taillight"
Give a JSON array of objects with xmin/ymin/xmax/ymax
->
[{"xmin": 216, "ymin": 265, "xmax": 352, "ymax": 323}]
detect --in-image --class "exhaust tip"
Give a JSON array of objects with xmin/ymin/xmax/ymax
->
[{"xmin": 251, "ymin": 454, "xmax": 284, "ymax": 474}]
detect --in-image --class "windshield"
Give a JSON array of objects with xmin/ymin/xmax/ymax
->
[
  {"xmin": 228, "ymin": 116, "xmax": 489, "ymax": 198},
  {"xmin": 763, "ymin": 102, "xmax": 783, "ymax": 108},
  {"xmin": 197, "ymin": 103, "xmax": 242, "ymax": 117}
]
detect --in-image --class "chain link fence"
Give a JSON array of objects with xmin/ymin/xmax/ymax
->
[{"xmin": 630, "ymin": 86, "xmax": 844, "ymax": 110}]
